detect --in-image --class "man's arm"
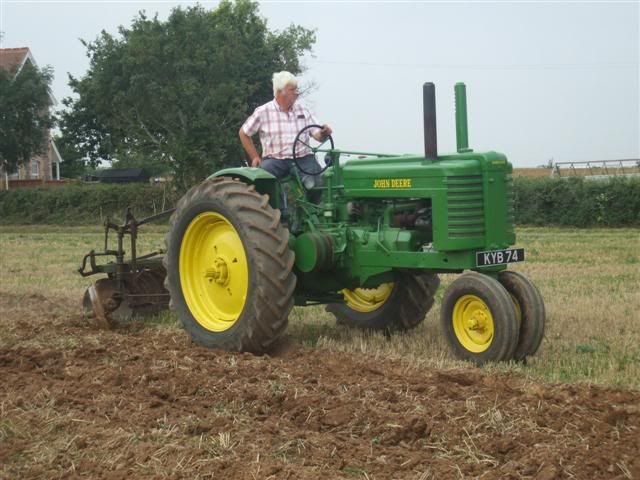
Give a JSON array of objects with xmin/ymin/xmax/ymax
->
[{"xmin": 239, "ymin": 128, "xmax": 261, "ymax": 167}]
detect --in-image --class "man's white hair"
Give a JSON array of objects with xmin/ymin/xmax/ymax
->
[{"xmin": 272, "ymin": 71, "xmax": 297, "ymax": 97}]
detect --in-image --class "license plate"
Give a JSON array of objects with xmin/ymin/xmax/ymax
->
[{"xmin": 476, "ymin": 248, "xmax": 525, "ymax": 267}]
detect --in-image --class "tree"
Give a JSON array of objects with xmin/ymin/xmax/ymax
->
[
  {"xmin": 0, "ymin": 62, "xmax": 54, "ymax": 175},
  {"xmin": 59, "ymin": 0, "xmax": 315, "ymax": 188}
]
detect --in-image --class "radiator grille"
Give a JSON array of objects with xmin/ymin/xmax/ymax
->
[
  {"xmin": 505, "ymin": 173, "xmax": 515, "ymax": 235},
  {"xmin": 446, "ymin": 175, "xmax": 485, "ymax": 239}
]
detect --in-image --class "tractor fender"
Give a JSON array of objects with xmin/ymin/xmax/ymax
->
[{"xmin": 207, "ymin": 167, "xmax": 280, "ymax": 209}]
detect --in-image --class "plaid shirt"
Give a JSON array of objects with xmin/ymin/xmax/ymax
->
[{"xmin": 242, "ymin": 100, "xmax": 319, "ymax": 159}]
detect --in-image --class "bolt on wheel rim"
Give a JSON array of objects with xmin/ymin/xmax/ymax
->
[
  {"xmin": 179, "ymin": 212, "xmax": 248, "ymax": 332},
  {"xmin": 452, "ymin": 294, "xmax": 495, "ymax": 353}
]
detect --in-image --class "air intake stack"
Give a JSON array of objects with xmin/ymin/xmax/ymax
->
[{"xmin": 455, "ymin": 82, "xmax": 473, "ymax": 153}]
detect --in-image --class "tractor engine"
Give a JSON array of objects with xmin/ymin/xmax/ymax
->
[{"xmin": 286, "ymin": 83, "xmax": 515, "ymax": 297}]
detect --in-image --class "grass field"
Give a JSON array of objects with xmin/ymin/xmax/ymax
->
[{"xmin": 1, "ymin": 225, "xmax": 638, "ymax": 390}]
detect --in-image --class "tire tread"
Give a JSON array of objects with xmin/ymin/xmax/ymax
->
[{"xmin": 163, "ymin": 178, "xmax": 295, "ymax": 353}]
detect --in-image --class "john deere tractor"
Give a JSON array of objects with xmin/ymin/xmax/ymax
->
[{"xmin": 80, "ymin": 83, "xmax": 545, "ymax": 365}]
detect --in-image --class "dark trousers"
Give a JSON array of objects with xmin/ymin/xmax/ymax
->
[
  {"xmin": 261, "ymin": 154, "xmax": 321, "ymax": 185},
  {"xmin": 260, "ymin": 155, "xmax": 322, "ymax": 208}
]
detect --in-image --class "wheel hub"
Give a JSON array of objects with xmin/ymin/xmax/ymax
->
[
  {"xmin": 467, "ymin": 311, "xmax": 488, "ymax": 331},
  {"xmin": 205, "ymin": 257, "xmax": 229, "ymax": 286},
  {"xmin": 452, "ymin": 294, "xmax": 495, "ymax": 353}
]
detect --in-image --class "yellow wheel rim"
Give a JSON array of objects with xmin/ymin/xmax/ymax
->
[
  {"xmin": 452, "ymin": 294, "xmax": 495, "ymax": 353},
  {"xmin": 342, "ymin": 283, "xmax": 394, "ymax": 313},
  {"xmin": 179, "ymin": 212, "xmax": 249, "ymax": 332}
]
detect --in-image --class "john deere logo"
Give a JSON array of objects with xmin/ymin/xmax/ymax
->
[{"xmin": 373, "ymin": 178, "xmax": 412, "ymax": 189}]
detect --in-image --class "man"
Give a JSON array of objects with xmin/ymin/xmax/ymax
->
[{"xmin": 239, "ymin": 71, "xmax": 332, "ymax": 189}]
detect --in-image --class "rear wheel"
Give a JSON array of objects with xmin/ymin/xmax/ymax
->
[
  {"xmin": 441, "ymin": 272, "xmax": 519, "ymax": 365},
  {"xmin": 327, "ymin": 272, "xmax": 440, "ymax": 331},
  {"xmin": 498, "ymin": 270, "xmax": 545, "ymax": 361},
  {"xmin": 163, "ymin": 177, "xmax": 296, "ymax": 353}
]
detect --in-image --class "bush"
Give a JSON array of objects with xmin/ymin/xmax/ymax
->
[
  {"xmin": 1, "ymin": 177, "xmax": 639, "ymax": 227},
  {"xmin": 514, "ymin": 176, "xmax": 640, "ymax": 227},
  {"xmin": 0, "ymin": 183, "xmax": 178, "ymax": 225}
]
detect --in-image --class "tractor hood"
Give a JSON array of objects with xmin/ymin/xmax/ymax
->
[{"xmin": 339, "ymin": 150, "xmax": 511, "ymax": 199}]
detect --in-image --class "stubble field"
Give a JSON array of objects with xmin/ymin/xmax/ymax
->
[{"xmin": 0, "ymin": 225, "xmax": 639, "ymax": 479}]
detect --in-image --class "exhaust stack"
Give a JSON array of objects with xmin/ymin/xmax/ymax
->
[
  {"xmin": 455, "ymin": 82, "xmax": 472, "ymax": 153},
  {"xmin": 423, "ymin": 82, "xmax": 438, "ymax": 160}
]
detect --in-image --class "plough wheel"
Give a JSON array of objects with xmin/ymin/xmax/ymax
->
[
  {"xmin": 82, "ymin": 268, "xmax": 168, "ymax": 328},
  {"xmin": 163, "ymin": 177, "xmax": 296, "ymax": 353}
]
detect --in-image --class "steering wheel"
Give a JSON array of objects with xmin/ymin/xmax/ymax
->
[{"xmin": 292, "ymin": 124, "xmax": 335, "ymax": 176}]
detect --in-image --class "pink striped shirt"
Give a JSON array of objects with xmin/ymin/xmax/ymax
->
[{"xmin": 242, "ymin": 100, "xmax": 319, "ymax": 159}]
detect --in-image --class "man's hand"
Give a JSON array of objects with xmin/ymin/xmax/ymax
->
[
  {"xmin": 320, "ymin": 124, "xmax": 333, "ymax": 140},
  {"xmin": 251, "ymin": 156, "xmax": 262, "ymax": 167},
  {"xmin": 312, "ymin": 124, "xmax": 333, "ymax": 142}
]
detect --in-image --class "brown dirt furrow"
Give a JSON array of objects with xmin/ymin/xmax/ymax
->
[{"xmin": 0, "ymin": 295, "xmax": 639, "ymax": 479}]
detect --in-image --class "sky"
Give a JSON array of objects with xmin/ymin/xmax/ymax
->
[{"xmin": 1, "ymin": 1, "xmax": 638, "ymax": 167}]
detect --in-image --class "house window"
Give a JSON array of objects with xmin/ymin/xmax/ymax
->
[{"xmin": 31, "ymin": 159, "xmax": 40, "ymax": 179}]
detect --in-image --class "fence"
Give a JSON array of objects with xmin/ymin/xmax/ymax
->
[
  {"xmin": 3, "ymin": 179, "xmax": 76, "ymax": 190},
  {"xmin": 553, "ymin": 159, "xmax": 640, "ymax": 179}
]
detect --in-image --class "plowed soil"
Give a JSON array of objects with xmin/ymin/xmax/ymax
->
[{"xmin": 1, "ymin": 292, "xmax": 639, "ymax": 480}]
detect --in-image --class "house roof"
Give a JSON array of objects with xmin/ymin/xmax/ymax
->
[
  {"xmin": 0, "ymin": 47, "xmax": 56, "ymax": 105},
  {"xmin": 0, "ymin": 47, "xmax": 34, "ymax": 77}
]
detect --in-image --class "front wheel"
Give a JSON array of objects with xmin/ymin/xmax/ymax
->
[
  {"xmin": 441, "ymin": 272, "xmax": 519, "ymax": 365},
  {"xmin": 163, "ymin": 177, "xmax": 296, "ymax": 353},
  {"xmin": 498, "ymin": 270, "xmax": 545, "ymax": 361}
]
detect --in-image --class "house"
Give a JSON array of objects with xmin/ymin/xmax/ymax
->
[{"xmin": 0, "ymin": 47, "xmax": 63, "ymax": 189}]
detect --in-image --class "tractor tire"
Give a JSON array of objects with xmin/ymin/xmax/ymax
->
[
  {"xmin": 163, "ymin": 177, "xmax": 296, "ymax": 353},
  {"xmin": 497, "ymin": 270, "xmax": 545, "ymax": 361},
  {"xmin": 440, "ymin": 272, "xmax": 519, "ymax": 365},
  {"xmin": 327, "ymin": 272, "xmax": 440, "ymax": 331}
]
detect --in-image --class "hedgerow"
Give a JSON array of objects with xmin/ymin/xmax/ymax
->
[
  {"xmin": 0, "ymin": 183, "xmax": 177, "ymax": 225},
  {"xmin": 513, "ymin": 176, "xmax": 640, "ymax": 227},
  {"xmin": 1, "ymin": 177, "xmax": 639, "ymax": 226}
]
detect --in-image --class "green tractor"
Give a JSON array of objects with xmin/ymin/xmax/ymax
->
[{"xmin": 80, "ymin": 82, "xmax": 545, "ymax": 365}]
